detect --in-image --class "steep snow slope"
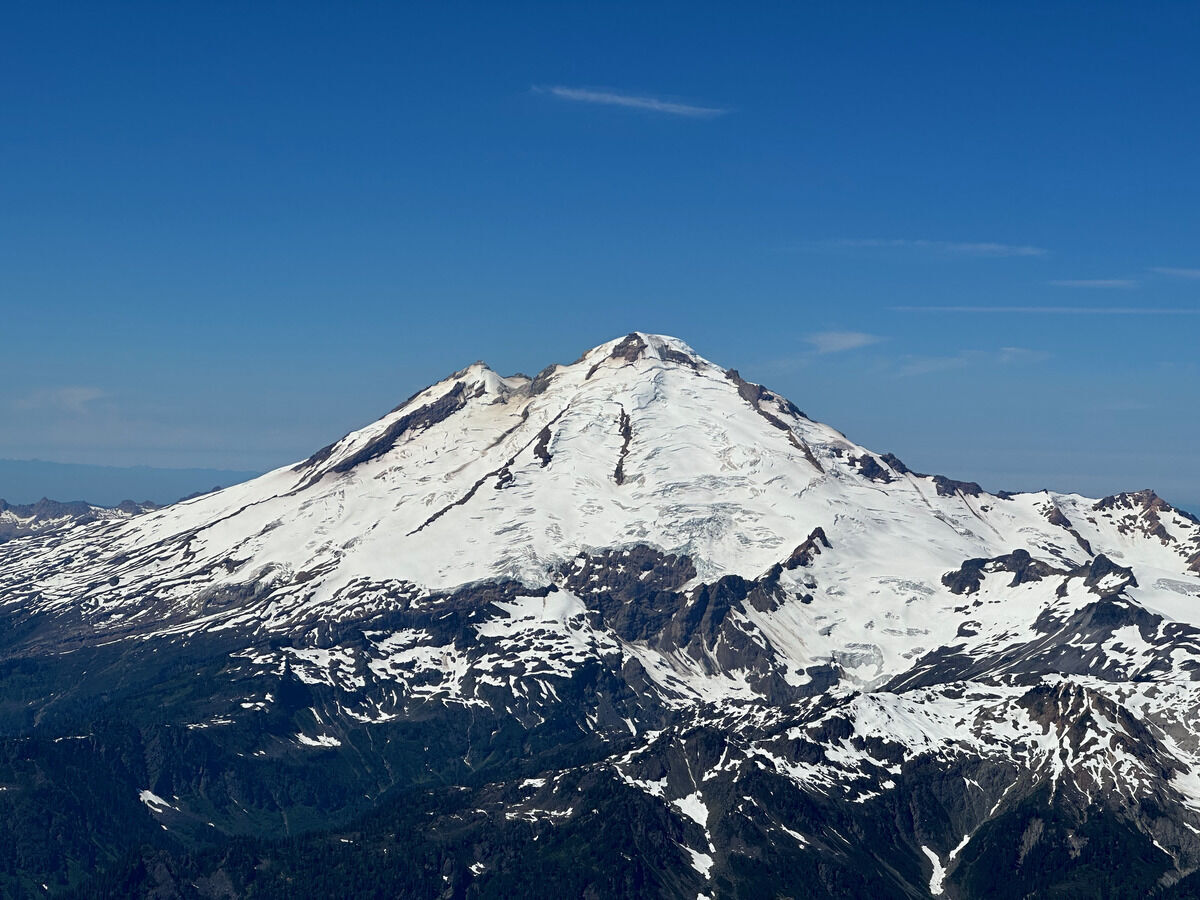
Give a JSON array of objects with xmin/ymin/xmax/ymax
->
[{"xmin": 1, "ymin": 334, "xmax": 1195, "ymax": 664}]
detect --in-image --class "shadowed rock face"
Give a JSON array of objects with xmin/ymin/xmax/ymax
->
[
  {"xmin": 852, "ymin": 454, "xmax": 894, "ymax": 483},
  {"xmin": 783, "ymin": 527, "xmax": 831, "ymax": 570},
  {"xmin": 613, "ymin": 407, "xmax": 633, "ymax": 484},
  {"xmin": 587, "ymin": 332, "xmax": 649, "ymax": 378},
  {"xmin": 943, "ymin": 549, "xmax": 1060, "ymax": 595},
  {"xmin": 932, "ymin": 474, "xmax": 984, "ymax": 497},
  {"xmin": 611, "ymin": 332, "xmax": 649, "ymax": 363},
  {"xmin": 533, "ymin": 425, "xmax": 553, "ymax": 467},
  {"xmin": 560, "ymin": 546, "xmax": 696, "ymax": 642},
  {"xmin": 1054, "ymin": 553, "xmax": 1140, "ymax": 598},
  {"xmin": 879, "ymin": 453, "xmax": 984, "ymax": 496},
  {"xmin": 879, "ymin": 452, "xmax": 911, "ymax": 475}
]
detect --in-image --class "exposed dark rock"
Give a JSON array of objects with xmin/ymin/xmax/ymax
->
[
  {"xmin": 1071, "ymin": 553, "xmax": 1139, "ymax": 596},
  {"xmin": 534, "ymin": 426, "xmax": 553, "ymax": 467},
  {"xmin": 1051, "ymin": 595, "xmax": 1161, "ymax": 643},
  {"xmin": 658, "ymin": 346, "xmax": 699, "ymax": 370},
  {"xmin": 614, "ymin": 407, "xmax": 633, "ymax": 485},
  {"xmin": 932, "ymin": 475, "xmax": 984, "ymax": 497},
  {"xmin": 1043, "ymin": 504, "xmax": 1094, "ymax": 556},
  {"xmin": 560, "ymin": 546, "xmax": 696, "ymax": 642},
  {"xmin": 943, "ymin": 560, "xmax": 989, "ymax": 595},
  {"xmin": 295, "ymin": 438, "xmax": 337, "ymax": 471},
  {"xmin": 1095, "ymin": 489, "xmax": 1170, "ymax": 516},
  {"xmin": 528, "ymin": 364, "xmax": 558, "ymax": 395},
  {"xmin": 1018, "ymin": 681, "xmax": 1167, "ymax": 766},
  {"xmin": 872, "ymin": 454, "xmax": 995, "ymax": 499},
  {"xmin": 943, "ymin": 549, "xmax": 1060, "ymax": 595},
  {"xmin": 556, "ymin": 545, "xmax": 808, "ymax": 701},
  {"xmin": 783, "ymin": 527, "xmax": 831, "ymax": 570},
  {"xmin": 409, "ymin": 462, "xmax": 499, "ymax": 533},
  {"xmin": 852, "ymin": 454, "xmax": 894, "ymax": 483},
  {"xmin": 1046, "ymin": 505, "xmax": 1072, "ymax": 529},
  {"xmin": 611, "ymin": 332, "xmax": 649, "ymax": 363},
  {"xmin": 795, "ymin": 441, "xmax": 823, "ymax": 472},
  {"xmin": 1094, "ymin": 490, "xmax": 1199, "ymax": 551},
  {"xmin": 725, "ymin": 369, "xmax": 771, "ymax": 410},
  {"xmin": 587, "ymin": 333, "xmax": 649, "ymax": 378},
  {"xmin": 663, "ymin": 575, "xmax": 750, "ymax": 656}
]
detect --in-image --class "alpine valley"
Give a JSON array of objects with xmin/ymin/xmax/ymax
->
[{"xmin": 3, "ymin": 333, "xmax": 1200, "ymax": 900}]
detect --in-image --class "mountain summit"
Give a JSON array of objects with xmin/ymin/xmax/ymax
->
[{"xmin": 2, "ymin": 333, "xmax": 1200, "ymax": 897}]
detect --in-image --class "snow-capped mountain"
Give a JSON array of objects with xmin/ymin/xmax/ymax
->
[
  {"xmin": 2, "ymin": 333, "xmax": 1199, "ymax": 898},
  {"xmin": 0, "ymin": 497, "xmax": 156, "ymax": 544}
]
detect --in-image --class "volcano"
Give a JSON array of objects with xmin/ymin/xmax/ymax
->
[{"xmin": 3, "ymin": 333, "xmax": 1200, "ymax": 898}]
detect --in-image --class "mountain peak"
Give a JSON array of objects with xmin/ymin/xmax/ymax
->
[{"xmin": 576, "ymin": 332, "xmax": 708, "ymax": 373}]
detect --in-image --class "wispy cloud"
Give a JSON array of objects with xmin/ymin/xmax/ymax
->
[
  {"xmin": 1150, "ymin": 266, "xmax": 1200, "ymax": 279},
  {"xmin": 895, "ymin": 355, "xmax": 971, "ymax": 377},
  {"xmin": 15, "ymin": 386, "xmax": 106, "ymax": 414},
  {"xmin": 807, "ymin": 238, "xmax": 1047, "ymax": 257},
  {"xmin": 893, "ymin": 305, "xmax": 1200, "ymax": 315},
  {"xmin": 994, "ymin": 347, "xmax": 1049, "ymax": 364},
  {"xmin": 897, "ymin": 347, "xmax": 1049, "ymax": 377},
  {"xmin": 804, "ymin": 331, "xmax": 884, "ymax": 354},
  {"xmin": 1048, "ymin": 278, "xmax": 1138, "ymax": 288},
  {"xmin": 534, "ymin": 86, "xmax": 729, "ymax": 118}
]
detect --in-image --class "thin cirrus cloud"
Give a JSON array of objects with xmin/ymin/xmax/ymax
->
[
  {"xmin": 804, "ymin": 331, "xmax": 885, "ymax": 354},
  {"xmin": 14, "ymin": 386, "xmax": 106, "ymax": 414},
  {"xmin": 892, "ymin": 305, "xmax": 1200, "ymax": 315},
  {"xmin": 808, "ymin": 238, "xmax": 1047, "ymax": 257},
  {"xmin": 1150, "ymin": 267, "xmax": 1200, "ymax": 279},
  {"xmin": 897, "ymin": 347, "xmax": 1049, "ymax": 377},
  {"xmin": 534, "ymin": 85, "xmax": 729, "ymax": 118},
  {"xmin": 1048, "ymin": 278, "xmax": 1138, "ymax": 288}
]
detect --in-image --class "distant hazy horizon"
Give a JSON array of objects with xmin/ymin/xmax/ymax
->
[
  {"xmin": 2, "ymin": 413, "xmax": 1195, "ymax": 520},
  {"xmin": 0, "ymin": 458, "xmax": 260, "ymax": 508}
]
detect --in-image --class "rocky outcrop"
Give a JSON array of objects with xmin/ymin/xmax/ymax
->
[
  {"xmin": 852, "ymin": 454, "xmax": 894, "ymax": 483},
  {"xmin": 943, "ymin": 549, "xmax": 1060, "ymax": 595}
]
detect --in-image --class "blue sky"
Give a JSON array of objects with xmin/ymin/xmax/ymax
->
[{"xmin": 2, "ymin": 2, "xmax": 1198, "ymax": 510}]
